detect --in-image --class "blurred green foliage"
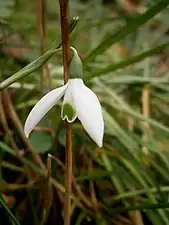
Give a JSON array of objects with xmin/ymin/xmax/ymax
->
[{"xmin": 1, "ymin": 0, "xmax": 169, "ymax": 224}]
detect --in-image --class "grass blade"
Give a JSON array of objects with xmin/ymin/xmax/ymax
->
[{"xmin": 83, "ymin": 0, "xmax": 169, "ymax": 66}]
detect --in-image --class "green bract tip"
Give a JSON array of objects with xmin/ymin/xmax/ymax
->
[{"xmin": 69, "ymin": 47, "xmax": 83, "ymax": 79}]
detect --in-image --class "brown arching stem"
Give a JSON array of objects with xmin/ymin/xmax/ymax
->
[{"xmin": 59, "ymin": 1, "xmax": 72, "ymax": 225}]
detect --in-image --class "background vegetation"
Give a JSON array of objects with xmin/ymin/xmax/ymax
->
[{"xmin": 1, "ymin": 0, "xmax": 169, "ymax": 224}]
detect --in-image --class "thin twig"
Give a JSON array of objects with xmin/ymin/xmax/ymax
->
[
  {"xmin": 0, "ymin": 92, "xmax": 20, "ymax": 153},
  {"xmin": 142, "ymin": 44, "xmax": 151, "ymax": 155},
  {"xmin": 37, "ymin": 0, "xmax": 52, "ymax": 94},
  {"xmin": 59, "ymin": 1, "xmax": 72, "ymax": 225},
  {"xmin": 142, "ymin": 85, "xmax": 150, "ymax": 154},
  {"xmin": 2, "ymin": 91, "xmax": 45, "ymax": 170},
  {"xmin": 49, "ymin": 154, "xmax": 93, "ymax": 208},
  {"xmin": 37, "ymin": 0, "xmax": 45, "ymax": 93},
  {"xmin": 89, "ymin": 160, "xmax": 99, "ymax": 211},
  {"xmin": 4, "ymin": 179, "xmax": 37, "ymax": 191},
  {"xmin": 40, "ymin": 154, "xmax": 53, "ymax": 225}
]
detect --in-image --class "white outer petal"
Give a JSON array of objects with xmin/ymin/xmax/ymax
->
[
  {"xmin": 24, "ymin": 83, "xmax": 68, "ymax": 137},
  {"xmin": 72, "ymin": 79, "xmax": 104, "ymax": 147}
]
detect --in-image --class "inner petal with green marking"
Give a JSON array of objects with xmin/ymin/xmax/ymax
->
[{"xmin": 62, "ymin": 103, "xmax": 76, "ymax": 123}]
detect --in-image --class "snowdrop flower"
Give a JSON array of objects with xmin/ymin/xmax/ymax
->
[{"xmin": 24, "ymin": 48, "xmax": 104, "ymax": 147}]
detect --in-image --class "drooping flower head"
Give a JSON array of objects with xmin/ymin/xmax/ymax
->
[{"xmin": 24, "ymin": 47, "xmax": 104, "ymax": 147}]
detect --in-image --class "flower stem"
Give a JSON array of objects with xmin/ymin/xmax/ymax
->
[
  {"xmin": 59, "ymin": 1, "xmax": 72, "ymax": 225},
  {"xmin": 59, "ymin": 0, "xmax": 70, "ymax": 83},
  {"xmin": 65, "ymin": 123, "xmax": 72, "ymax": 225}
]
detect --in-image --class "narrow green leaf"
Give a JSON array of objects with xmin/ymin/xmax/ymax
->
[
  {"xmin": 111, "ymin": 186, "xmax": 169, "ymax": 202},
  {"xmin": 83, "ymin": 0, "xmax": 169, "ymax": 65},
  {"xmin": 0, "ymin": 48, "xmax": 57, "ymax": 91},
  {"xmin": 0, "ymin": 196, "xmax": 21, "ymax": 225},
  {"xmin": 84, "ymin": 42, "xmax": 169, "ymax": 80},
  {"xmin": 76, "ymin": 171, "xmax": 112, "ymax": 181},
  {"xmin": 0, "ymin": 142, "xmax": 43, "ymax": 173},
  {"xmin": 111, "ymin": 203, "xmax": 169, "ymax": 215},
  {"xmin": 75, "ymin": 212, "xmax": 86, "ymax": 225},
  {"xmin": 0, "ymin": 17, "xmax": 79, "ymax": 90}
]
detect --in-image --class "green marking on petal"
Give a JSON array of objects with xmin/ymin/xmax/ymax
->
[{"xmin": 62, "ymin": 103, "xmax": 76, "ymax": 122}]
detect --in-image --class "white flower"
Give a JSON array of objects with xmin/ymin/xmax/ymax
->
[{"xmin": 24, "ymin": 78, "xmax": 104, "ymax": 147}]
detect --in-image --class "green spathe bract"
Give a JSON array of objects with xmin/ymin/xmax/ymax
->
[{"xmin": 69, "ymin": 47, "xmax": 83, "ymax": 79}]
